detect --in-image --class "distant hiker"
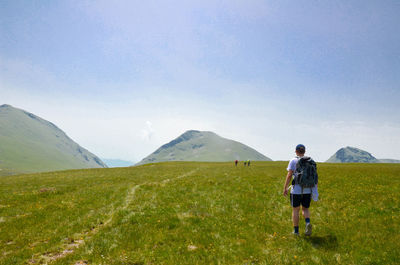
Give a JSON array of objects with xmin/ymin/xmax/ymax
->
[
  {"xmin": 235, "ymin": 160, "xmax": 238, "ymax": 166},
  {"xmin": 244, "ymin": 161, "xmax": 247, "ymax": 166},
  {"xmin": 247, "ymin": 160, "xmax": 250, "ymax": 166},
  {"xmin": 283, "ymin": 144, "xmax": 318, "ymax": 236}
]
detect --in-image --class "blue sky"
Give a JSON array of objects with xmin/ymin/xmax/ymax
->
[{"xmin": 1, "ymin": 0, "xmax": 400, "ymax": 161}]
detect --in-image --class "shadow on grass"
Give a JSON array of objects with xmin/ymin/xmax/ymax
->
[{"xmin": 305, "ymin": 234, "xmax": 338, "ymax": 250}]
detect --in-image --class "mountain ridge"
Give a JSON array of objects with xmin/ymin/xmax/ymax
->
[{"xmin": 0, "ymin": 104, "xmax": 107, "ymax": 175}]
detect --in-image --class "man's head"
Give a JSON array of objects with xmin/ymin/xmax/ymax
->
[{"xmin": 295, "ymin": 144, "xmax": 306, "ymax": 156}]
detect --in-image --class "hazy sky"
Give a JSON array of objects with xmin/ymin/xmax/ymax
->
[{"xmin": 1, "ymin": 0, "xmax": 400, "ymax": 162}]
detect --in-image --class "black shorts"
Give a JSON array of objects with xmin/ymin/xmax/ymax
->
[{"xmin": 290, "ymin": 193, "xmax": 311, "ymax": 208}]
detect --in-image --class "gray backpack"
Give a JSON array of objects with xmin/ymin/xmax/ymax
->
[{"xmin": 293, "ymin": 157, "xmax": 318, "ymax": 189}]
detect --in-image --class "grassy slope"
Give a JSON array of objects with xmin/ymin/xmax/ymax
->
[
  {"xmin": 0, "ymin": 105, "xmax": 106, "ymax": 175},
  {"xmin": 1, "ymin": 162, "xmax": 399, "ymax": 264}
]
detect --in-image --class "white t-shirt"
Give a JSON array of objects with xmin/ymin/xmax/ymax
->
[{"xmin": 287, "ymin": 157, "xmax": 311, "ymax": 194}]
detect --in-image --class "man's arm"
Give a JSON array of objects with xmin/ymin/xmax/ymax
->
[{"xmin": 283, "ymin": 170, "xmax": 293, "ymax": 196}]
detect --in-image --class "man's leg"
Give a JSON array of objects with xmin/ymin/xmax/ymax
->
[
  {"xmin": 290, "ymin": 194, "xmax": 301, "ymax": 234},
  {"xmin": 302, "ymin": 207, "xmax": 310, "ymax": 219},
  {"xmin": 301, "ymin": 194, "xmax": 312, "ymax": 236},
  {"xmin": 292, "ymin": 206, "xmax": 300, "ymax": 235},
  {"xmin": 293, "ymin": 206, "xmax": 300, "ymax": 227}
]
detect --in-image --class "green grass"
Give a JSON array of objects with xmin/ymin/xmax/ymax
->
[{"xmin": 1, "ymin": 162, "xmax": 399, "ymax": 264}]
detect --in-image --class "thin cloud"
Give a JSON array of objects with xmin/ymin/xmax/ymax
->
[{"xmin": 141, "ymin": 121, "xmax": 155, "ymax": 141}]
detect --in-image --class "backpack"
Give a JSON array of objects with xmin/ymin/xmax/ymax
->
[{"xmin": 293, "ymin": 157, "xmax": 318, "ymax": 190}]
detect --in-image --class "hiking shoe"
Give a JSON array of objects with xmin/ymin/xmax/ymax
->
[
  {"xmin": 305, "ymin": 223, "xmax": 312, "ymax": 236},
  {"xmin": 292, "ymin": 231, "xmax": 299, "ymax": 236}
]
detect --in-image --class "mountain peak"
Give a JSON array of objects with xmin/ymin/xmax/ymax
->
[
  {"xmin": 343, "ymin": 146, "xmax": 362, "ymax": 152},
  {"xmin": 0, "ymin": 104, "xmax": 13, "ymax": 108},
  {"xmin": 158, "ymin": 130, "xmax": 211, "ymax": 150},
  {"xmin": 137, "ymin": 130, "xmax": 271, "ymax": 165},
  {"xmin": 183, "ymin": 130, "xmax": 201, "ymax": 134},
  {"xmin": 181, "ymin": 130, "xmax": 202, "ymax": 138},
  {"xmin": 326, "ymin": 146, "xmax": 379, "ymax": 163}
]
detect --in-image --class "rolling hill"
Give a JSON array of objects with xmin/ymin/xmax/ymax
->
[
  {"xmin": 0, "ymin": 104, "xmax": 107, "ymax": 175},
  {"xmin": 137, "ymin": 130, "xmax": 271, "ymax": 165}
]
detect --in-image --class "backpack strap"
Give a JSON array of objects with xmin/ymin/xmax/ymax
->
[{"xmin": 292, "ymin": 156, "xmax": 300, "ymax": 186}]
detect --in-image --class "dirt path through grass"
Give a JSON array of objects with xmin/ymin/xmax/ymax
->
[{"xmin": 28, "ymin": 168, "xmax": 199, "ymax": 264}]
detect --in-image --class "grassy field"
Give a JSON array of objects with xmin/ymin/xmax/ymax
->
[{"xmin": 1, "ymin": 162, "xmax": 399, "ymax": 264}]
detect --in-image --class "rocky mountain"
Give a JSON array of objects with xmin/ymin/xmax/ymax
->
[
  {"xmin": 0, "ymin": 104, "xmax": 107, "ymax": 175},
  {"xmin": 326, "ymin": 146, "xmax": 380, "ymax": 163},
  {"xmin": 137, "ymin": 130, "xmax": 271, "ymax": 165}
]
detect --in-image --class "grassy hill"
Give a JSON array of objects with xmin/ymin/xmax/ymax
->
[
  {"xmin": 0, "ymin": 104, "xmax": 106, "ymax": 175},
  {"xmin": 1, "ymin": 162, "xmax": 399, "ymax": 264},
  {"xmin": 137, "ymin": 130, "xmax": 271, "ymax": 165}
]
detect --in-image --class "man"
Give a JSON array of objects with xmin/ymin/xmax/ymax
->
[{"xmin": 283, "ymin": 144, "xmax": 312, "ymax": 236}]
